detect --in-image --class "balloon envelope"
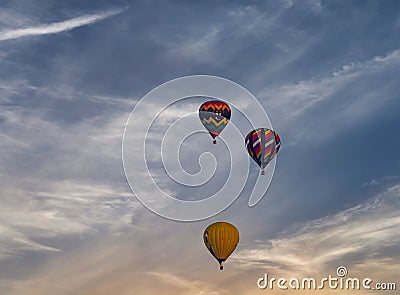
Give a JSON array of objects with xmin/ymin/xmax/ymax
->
[
  {"xmin": 245, "ymin": 128, "xmax": 281, "ymax": 175},
  {"xmin": 199, "ymin": 100, "xmax": 231, "ymax": 144},
  {"xmin": 203, "ymin": 222, "xmax": 239, "ymax": 270}
]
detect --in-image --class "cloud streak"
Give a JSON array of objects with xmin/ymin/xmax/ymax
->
[
  {"xmin": 0, "ymin": 2, "xmax": 399, "ymax": 294},
  {"xmin": 0, "ymin": 8, "xmax": 126, "ymax": 41},
  {"xmin": 0, "ymin": 90, "xmax": 137, "ymax": 257},
  {"xmin": 232, "ymin": 184, "xmax": 400, "ymax": 276},
  {"xmin": 261, "ymin": 49, "xmax": 400, "ymax": 124}
]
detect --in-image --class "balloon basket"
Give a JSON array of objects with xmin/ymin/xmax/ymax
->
[
  {"xmin": 213, "ymin": 140, "xmax": 217, "ymax": 144},
  {"xmin": 261, "ymin": 170, "xmax": 265, "ymax": 175}
]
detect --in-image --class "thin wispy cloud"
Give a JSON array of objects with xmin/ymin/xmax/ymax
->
[
  {"xmin": 261, "ymin": 49, "xmax": 400, "ymax": 123},
  {"xmin": 232, "ymin": 184, "xmax": 400, "ymax": 275},
  {"xmin": 0, "ymin": 2, "xmax": 399, "ymax": 294},
  {"xmin": 0, "ymin": 224, "xmax": 62, "ymax": 259},
  {"xmin": 257, "ymin": 48, "xmax": 400, "ymax": 148},
  {"xmin": 0, "ymin": 8, "xmax": 126, "ymax": 41},
  {"xmin": 0, "ymin": 100, "xmax": 137, "ymax": 257}
]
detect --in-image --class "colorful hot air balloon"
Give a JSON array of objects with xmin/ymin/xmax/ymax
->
[
  {"xmin": 199, "ymin": 100, "xmax": 231, "ymax": 144},
  {"xmin": 203, "ymin": 222, "xmax": 239, "ymax": 270},
  {"xmin": 245, "ymin": 128, "xmax": 281, "ymax": 175}
]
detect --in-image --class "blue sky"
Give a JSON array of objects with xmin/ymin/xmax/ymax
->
[{"xmin": 0, "ymin": 1, "xmax": 399, "ymax": 294}]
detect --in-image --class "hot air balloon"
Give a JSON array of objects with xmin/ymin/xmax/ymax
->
[
  {"xmin": 203, "ymin": 222, "xmax": 239, "ymax": 270},
  {"xmin": 199, "ymin": 100, "xmax": 231, "ymax": 144},
  {"xmin": 245, "ymin": 128, "xmax": 281, "ymax": 175}
]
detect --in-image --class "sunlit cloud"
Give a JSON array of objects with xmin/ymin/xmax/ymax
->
[{"xmin": 232, "ymin": 184, "xmax": 400, "ymax": 276}]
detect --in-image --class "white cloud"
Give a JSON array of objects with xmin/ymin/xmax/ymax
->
[
  {"xmin": 262, "ymin": 49, "xmax": 400, "ymax": 123},
  {"xmin": 332, "ymin": 50, "xmax": 400, "ymax": 77},
  {"xmin": 231, "ymin": 184, "xmax": 400, "ymax": 276},
  {"xmin": 278, "ymin": 0, "xmax": 324, "ymax": 11},
  {"xmin": 257, "ymin": 48, "xmax": 400, "ymax": 147},
  {"xmin": 0, "ymin": 8, "xmax": 126, "ymax": 41},
  {"xmin": 0, "ymin": 180, "xmax": 139, "ymax": 258},
  {"xmin": 362, "ymin": 175, "xmax": 400, "ymax": 187},
  {"xmin": 0, "ymin": 88, "xmax": 139, "ymax": 257},
  {"xmin": 0, "ymin": 224, "xmax": 62, "ymax": 259}
]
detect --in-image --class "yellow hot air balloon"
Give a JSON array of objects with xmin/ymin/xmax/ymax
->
[{"xmin": 203, "ymin": 222, "xmax": 239, "ymax": 270}]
